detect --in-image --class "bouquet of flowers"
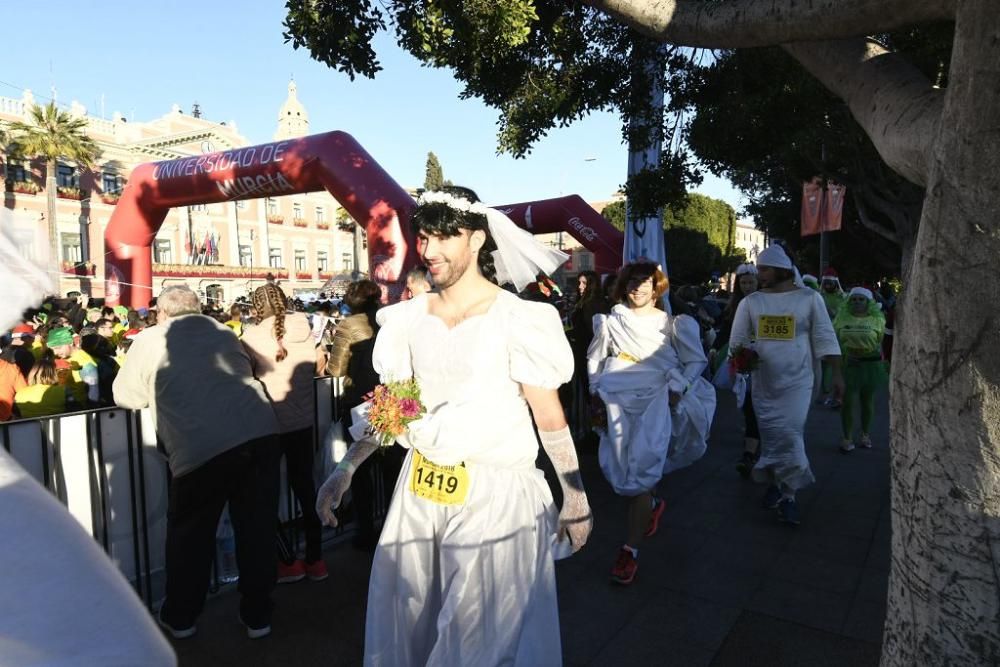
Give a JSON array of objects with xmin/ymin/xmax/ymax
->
[
  {"xmin": 366, "ymin": 378, "xmax": 426, "ymax": 446},
  {"xmin": 729, "ymin": 345, "xmax": 760, "ymax": 375}
]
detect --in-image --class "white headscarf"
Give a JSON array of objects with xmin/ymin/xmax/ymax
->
[
  {"xmin": 735, "ymin": 263, "xmax": 758, "ymax": 276},
  {"xmin": 756, "ymin": 244, "xmax": 793, "ymax": 269}
]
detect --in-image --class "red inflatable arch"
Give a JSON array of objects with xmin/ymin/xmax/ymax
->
[
  {"xmin": 104, "ymin": 131, "xmax": 623, "ymax": 307},
  {"xmin": 495, "ymin": 195, "xmax": 622, "ymax": 275}
]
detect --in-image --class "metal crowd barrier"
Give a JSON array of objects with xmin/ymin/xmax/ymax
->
[{"xmin": 0, "ymin": 376, "xmax": 384, "ymax": 610}]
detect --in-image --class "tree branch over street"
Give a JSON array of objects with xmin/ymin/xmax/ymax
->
[
  {"xmin": 586, "ymin": 0, "xmax": 956, "ymax": 47},
  {"xmin": 783, "ymin": 39, "xmax": 943, "ymax": 186}
]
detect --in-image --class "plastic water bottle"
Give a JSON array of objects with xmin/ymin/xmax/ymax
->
[{"xmin": 215, "ymin": 508, "xmax": 239, "ymax": 584}]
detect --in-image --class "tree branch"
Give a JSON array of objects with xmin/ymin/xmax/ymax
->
[
  {"xmin": 585, "ymin": 0, "xmax": 956, "ymax": 48},
  {"xmin": 853, "ymin": 191, "xmax": 899, "ymax": 244},
  {"xmin": 784, "ymin": 38, "xmax": 943, "ymax": 187}
]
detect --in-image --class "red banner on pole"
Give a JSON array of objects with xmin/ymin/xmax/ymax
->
[
  {"xmin": 801, "ymin": 178, "xmax": 824, "ymax": 236},
  {"xmin": 825, "ymin": 182, "xmax": 846, "ymax": 232}
]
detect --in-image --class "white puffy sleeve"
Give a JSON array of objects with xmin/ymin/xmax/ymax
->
[
  {"xmin": 586, "ymin": 313, "xmax": 611, "ymax": 390},
  {"xmin": 371, "ymin": 297, "xmax": 421, "ymax": 382},
  {"xmin": 507, "ymin": 297, "xmax": 574, "ymax": 389},
  {"xmin": 672, "ymin": 314, "xmax": 708, "ymax": 384}
]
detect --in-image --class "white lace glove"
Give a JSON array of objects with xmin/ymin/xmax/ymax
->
[
  {"xmin": 538, "ymin": 427, "xmax": 593, "ymax": 553},
  {"xmin": 315, "ymin": 436, "xmax": 379, "ymax": 527}
]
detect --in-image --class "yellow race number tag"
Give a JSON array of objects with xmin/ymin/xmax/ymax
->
[
  {"xmin": 758, "ymin": 315, "xmax": 795, "ymax": 341},
  {"xmin": 616, "ymin": 351, "xmax": 640, "ymax": 363},
  {"xmin": 409, "ymin": 451, "xmax": 470, "ymax": 506}
]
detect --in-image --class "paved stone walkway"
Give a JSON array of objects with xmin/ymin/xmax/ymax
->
[{"xmin": 171, "ymin": 389, "xmax": 890, "ymax": 666}]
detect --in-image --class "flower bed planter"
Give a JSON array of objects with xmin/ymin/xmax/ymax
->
[
  {"xmin": 57, "ymin": 187, "xmax": 85, "ymax": 200},
  {"xmin": 152, "ymin": 263, "xmax": 288, "ymax": 279},
  {"xmin": 318, "ymin": 272, "xmax": 333, "ymax": 280},
  {"xmin": 293, "ymin": 220, "xmax": 308, "ymax": 228},
  {"xmin": 267, "ymin": 215, "xmax": 284, "ymax": 225},
  {"xmin": 101, "ymin": 193, "xmax": 121, "ymax": 205},
  {"xmin": 62, "ymin": 261, "xmax": 96, "ymax": 276},
  {"xmin": 11, "ymin": 181, "xmax": 40, "ymax": 195},
  {"xmin": 296, "ymin": 272, "xmax": 312, "ymax": 280},
  {"xmin": 316, "ymin": 223, "xmax": 330, "ymax": 231}
]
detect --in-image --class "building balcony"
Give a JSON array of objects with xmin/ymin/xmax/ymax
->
[
  {"xmin": 267, "ymin": 215, "xmax": 284, "ymax": 225},
  {"xmin": 152, "ymin": 263, "xmax": 289, "ymax": 280},
  {"xmin": 295, "ymin": 271, "xmax": 313, "ymax": 280},
  {"xmin": 292, "ymin": 219, "xmax": 308, "ymax": 228},
  {"xmin": 316, "ymin": 222, "xmax": 330, "ymax": 231}
]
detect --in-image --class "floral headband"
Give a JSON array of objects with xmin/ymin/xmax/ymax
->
[
  {"xmin": 413, "ymin": 190, "xmax": 567, "ymax": 291},
  {"xmin": 416, "ymin": 191, "xmax": 491, "ymax": 217}
]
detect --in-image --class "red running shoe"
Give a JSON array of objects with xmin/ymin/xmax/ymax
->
[
  {"xmin": 610, "ymin": 547, "xmax": 638, "ymax": 585},
  {"xmin": 277, "ymin": 559, "xmax": 306, "ymax": 584},
  {"xmin": 305, "ymin": 559, "xmax": 329, "ymax": 581},
  {"xmin": 644, "ymin": 496, "xmax": 666, "ymax": 538}
]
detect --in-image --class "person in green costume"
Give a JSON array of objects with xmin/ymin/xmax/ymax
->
[
  {"xmin": 818, "ymin": 268, "xmax": 847, "ymax": 406},
  {"xmin": 833, "ymin": 287, "xmax": 887, "ymax": 452}
]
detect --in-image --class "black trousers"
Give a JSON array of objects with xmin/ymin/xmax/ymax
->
[
  {"xmin": 160, "ymin": 434, "xmax": 281, "ymax": 629},
  {"xmin": 279, "ymin": 427, "xmax": 323, "ymax": 563}
]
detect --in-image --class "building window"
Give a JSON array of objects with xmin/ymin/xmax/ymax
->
[
  {"xmin": 315, "ymin": 207, "xmax": 325, "ymax": 224},
  {"xmin": 236, "ymin": 199, "xmax": 247, "ymax": 210},
  {"xmin": 293, "ymin": 204, "xmax": 303, "ymax": 220},
  {"xmin": 317, "ymin": 251, "xmax": 328, "ymax": 271},
  {"xmin": 239, "ymin": 245, "xmax": 253, "ymax": 267},
  {"xmin": 6, "ymin": 159, "xmax": 26, "ymax": 183},
  {"xmin": 576, "ymin": 253, "xmax": 594, "ymax": 271},
  {"xmin": 266, "ymin": 198, "xmax": 278, "ymax": 217},
  {"xmin": 102, "ymin": 171, "xmax": 122, "ymax": 193},
  {"xmin": 269, "ymin": 247, "xmax": 283, "ymax": 268},
  {"xmin": 342, "ymin": 252, "xmax": 354, "ymax": 271},
  {"xmin": 57, "ymin": 164, "xmax": 78, "ymax": 188},
  {"xmin": 153, "ymin": 239, "xmax": 172, "ymax": 264},
  {"xmin": 294, "ymin": 249, "xmax": 307, "ymax": 271},
  {"xmin": 191, "ymin": 203, "xmax": 207, "ymax": 213},
  {"xmin": 61, "ymin": 233, "xmax": 82, "ymax": 263}
]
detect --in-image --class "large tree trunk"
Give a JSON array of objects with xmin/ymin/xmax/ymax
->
[
  {"xmin": 46, "ymin": 159, "xmax": 59, "ymax": 278},
  {"xmin": 884, "ymin": 1, "xmax": 1000, "ymax": 664}
]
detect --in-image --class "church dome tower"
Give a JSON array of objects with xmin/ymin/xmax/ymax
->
[{"xmin": 274, "ymin": 80, "xmax": 309, "ymax": 140}]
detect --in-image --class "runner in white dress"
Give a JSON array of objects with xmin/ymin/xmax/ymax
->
[
  {"xmin": 587, "ymin": 262, "xmax": 715, "ymax": 584},
  {"xmin": 729, "ymin": 245, "xmax": 842, "ymax": 525},
  {"xmin": 315, "ymin": 190, "xmax": 593, "ymax": 666}
]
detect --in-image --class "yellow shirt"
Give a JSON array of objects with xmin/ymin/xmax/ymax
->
[{"xmin": 15, "ymin": 384, "xmax": 67, "ymax": 418}]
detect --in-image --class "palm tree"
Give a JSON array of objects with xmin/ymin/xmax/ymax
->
[{"xmin": 8, "ymin": 102, "xmax": 100, "ymax": 274}]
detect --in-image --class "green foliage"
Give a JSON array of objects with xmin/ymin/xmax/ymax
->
[
  {"xmin": 424, "ymin": 151, "xmax": 444, "ymax": 190},
  {"xmin": 7, "ymin": 102, "xmax": 100, "ymax": 168},
  {"xmin": 667, "ymin": 27, "xmax": 952, "ymax": 279},
  {"xmin": 603, "ymin": 193, "xmax": 743, "ymax": 283}
]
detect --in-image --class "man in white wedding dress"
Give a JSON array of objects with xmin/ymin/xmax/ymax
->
[
  {"xmin": 315, "ymin": 189, "xmax": 594, "ymax": 666},
  {"xmin": 729, "ymin": 244, "xmax": 843, "ymax": 525}
]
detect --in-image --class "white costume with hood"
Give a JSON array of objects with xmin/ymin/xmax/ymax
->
[
  {"xmin": 587, "ymin": 305, "xmax": 715, "ymax": 496},
  {"xmin": 355, "ymin": 290, "xmax": 572, "ymax": 667},
  {"xmin": 730, "ymin": 246, "xmax": 840, "ymax": 490}
]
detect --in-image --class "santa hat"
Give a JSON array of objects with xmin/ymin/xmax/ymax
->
[
  {"xmin": 821, "ymin": 267, "xmax": 839, "ymax": 279},
  {"xmin": 12, "ymin": 323, "xmax": 34, "ymax": 336}
]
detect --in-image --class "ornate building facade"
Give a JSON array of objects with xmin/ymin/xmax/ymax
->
[{"xmin": 1, "ymin": 82, "xmax": 366, "ymax": 305}]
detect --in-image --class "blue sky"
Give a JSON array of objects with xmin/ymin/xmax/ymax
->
[{"xmin": 4, "ymin": 1, "xmax": 744, "ymax": 210}]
